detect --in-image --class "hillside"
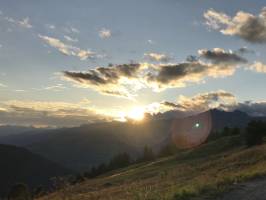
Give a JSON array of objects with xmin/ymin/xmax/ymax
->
[
  {"xmin": 38, "ymin": 135, "xmax": 266, "ymax": 200},
  {"xmin": 0, "ymin": 144, "xmax": 72, "ymax": 197},
  {"xmin": 27, "ymin": 120, "xmax": 172, "ymax": 171}
]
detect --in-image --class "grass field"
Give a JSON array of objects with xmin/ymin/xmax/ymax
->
[{"xmin": 39, "ymin": 135, "xmax": 266, "ymax": 200}]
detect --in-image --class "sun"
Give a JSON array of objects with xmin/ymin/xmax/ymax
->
[{"xmin": 128, "ymin": 106, "xmax": 145, "ymax": 121}]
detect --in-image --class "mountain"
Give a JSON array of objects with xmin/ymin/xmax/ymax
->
[
  {"xmin": 27, "ymin": 120, "xmax": 172, "ymax": 171},
  {"xmin": 0, "ymin": 128, "xmax": 53, "ymax": 146},
  {"xmin": 210, "ymin": 109, "xmax": 251, "ymax": 130},
  {"xmin": 0, "ymin": 125, "xmax": 38, "ymax": 137},
  {"xmin": 0, "ymin": 109, "xmax": 255, "ymax": 172},
  {"xmin": 0, "ymin": 144, "xmax": 72, "ymax": 197}
]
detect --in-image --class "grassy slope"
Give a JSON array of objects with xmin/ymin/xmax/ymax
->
[{"xmin": 39, "ymin": 135, "xmax": 266, "ymax": 200}]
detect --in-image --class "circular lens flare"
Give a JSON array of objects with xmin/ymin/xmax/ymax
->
[{"xmin": 171, "ymin": 111, "xmax": 212, "ymax": 149}]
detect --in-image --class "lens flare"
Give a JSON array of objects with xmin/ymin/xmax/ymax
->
[{"xmin": 171, "ymin": 111, "xmax": 212, "ymax": 149}]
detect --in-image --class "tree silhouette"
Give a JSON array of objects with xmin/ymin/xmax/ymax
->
[
  {"xmin": 245, "ymin": 120, "xmax": 266, "ymax": 147},
  {"xmin": 138, "ymin": 145, "xmax": 155, "ymax": 162}
]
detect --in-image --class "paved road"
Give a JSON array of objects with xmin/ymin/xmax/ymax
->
[{"xmin": 217, "ymin": 178, "xmax": 266, "ymax": 200}]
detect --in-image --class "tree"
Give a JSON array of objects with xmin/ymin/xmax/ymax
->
[
  {"xmin": 8, "ymin": 183, "xmax": 32, "ymax": 200},
  {"xmin": 158, "ymin": 143, "xmax": 177, "ymax": 157},
  {"xmin": 108, "ymin": 152, "xmax": 131, "ymax": 170},
  {"xmin": 231, "ymin": 127, "xmax": 240, "ymax": 135},
  {"xmin": 138, "ymin": 145, "xmax": 155, "ymax": 162},
  {"xmin": 222, "ymin": 126, "xmax": 231, "ymax": 136},
  {"xmin": 245, "ymin": 120, "xmax": 266, "ymax": 147}
]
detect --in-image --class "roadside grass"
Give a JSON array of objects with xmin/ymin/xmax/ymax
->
[{"xmin": 38, "ymin": 135, "xmax": 266, "ymax": 200}]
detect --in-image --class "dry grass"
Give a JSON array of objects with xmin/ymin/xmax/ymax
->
[{"xmin": 38, "ymin": 136, "xmax": 266, "ymax": 200}]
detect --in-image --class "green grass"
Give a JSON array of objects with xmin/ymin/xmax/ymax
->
[{"xmin": 39, "ymin": 135, "xmax": 266, "ymax": 200}]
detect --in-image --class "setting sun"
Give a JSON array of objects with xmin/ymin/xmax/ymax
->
[{"xmin": 127, "ymin": 107, "xmax": 145, "ymax": 121}]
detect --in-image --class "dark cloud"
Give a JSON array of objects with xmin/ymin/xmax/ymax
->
[
  {"xmin": 204, "ymin": 7, "xmax": 266, "ymax": 43},
  {"xmin": 64, "ymin": 63, "xmax": 140, "ymax": 86},
  {"xmin": 198, "ymin": 48, "xmax": 247, "ymax": 65},
  {"xmin": 147, "ymin": 62, "xmax": 207, "ymax": 85},
  {"xmin": 235, "ymin": 101, "xmax": 266, "ymax": 116},
  {"xmin": 186, "ymin": 55, "xmax": 199, "ymax": 62},
  {"xmin": 161, "ymin": 101, "xmax": 179, "ymax": 108},
  {"xmin": 235, "ymin": 47, "xmax": 254, "ymax": 54},
  {"xmin": 63, "ymin": 63, "xmax": 141, "ymax": 98},
  {"xmin": 63, "ymin": 48, "xmax": 248, "ymax": 96}
]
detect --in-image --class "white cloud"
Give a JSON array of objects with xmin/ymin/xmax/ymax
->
[
  {"xmin": 38, "ymin": 34, "xmax": 95, "ymax": 60},
  {"xmin": 64, "ymin": 35, "xmax": 78, "ymax": 42},
  {"xmin": 147, "ymin": 40, "xmax": 155, "ymax": 44},
  {"xmin": 64, "ymin": 27, "xmax": 80, "ymax": 34},
  {"xmin": 0, "ymin": 83, "xmax": 7, "ymax": 88},
  {"xmin": 249, "ymin": 61, "xmax": 266, "ymax": 73},
  {"xmin": 99, "ymin": 28, "xmax": 112, "ymax": 39},
  {"xmin": 5, "ymin": 16, "xmax": 32, "ymax": 28},
  {"xmin": 144, "ymin": 53, "xmax": 172, "ymax": 63},
  {"xmin": 46, "ymin": 24, "xmax": 56, "ymax": 29},
  {"xmin": 204, "ymin": 7, "xmax": 266, "ymax": 43}
]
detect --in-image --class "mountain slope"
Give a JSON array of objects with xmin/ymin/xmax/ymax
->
[
  {"xmin": 0, "ymin": 144, "xmax": 72, "ymax": 197},
  {"xmin": 38, "ymin": 136, "xmax": 266, "ymax": 200}
]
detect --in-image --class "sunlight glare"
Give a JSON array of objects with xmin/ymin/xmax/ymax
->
[{"xmin": 128, "ymin": 106, "xmax": 145, "ymax": 121}]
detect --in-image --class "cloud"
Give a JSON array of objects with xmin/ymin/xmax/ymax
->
[
  {"xmin": 33, "ymin": 84, "xmax": 67, "ymax": 92},
  {"xmin": 38, "ymin": 35, "xmax": 95, "ymax": 60},
  {"xmin": 157, "ymin": 91, "xmax": 266, "ymax": 118},
  {"xmin": 64, "ymin": 27, "xmax": 80, "ymax": 34},
  {"xmin": 248, "ymin": 61, "xmax": 266, "ymax": 73},
  {"xmin": 146, "ymin": 48, "xmax": 246, "ymax": 91},
  {"xmin": 236, "ymin": 101, "xmax": 266, "ymax": 116},
  {"xmin": 204, "ymin": 7, "xmax": 266, "ymax": 43},
  {"xmin": 63, "ymin": 48, "xmax": 248, "ymax": 97},
  {"xmin": 0, "ymin": 100, "xmax": 110, "ymax": 127},
  {"xmin": 44, "ymin": 84, "xmax": 66, "ymax": 91},
  {"xmin": 160, "ymin": 90, "xmax": 236, "ymax": 114},
  {"xmin": 14, "ymin": 90, "xmax": 26, "ymax": 92},
  {"xmin": 198, "ymin": 48, "xmax": 247, "ymax": 65},
  {"xmin": 64, "ymin": 35, "xmax": 78, "ymax": 42},
  {"xmin": 46, "ymin": 24, "xmax": 56, "ymax": 29},
  {"xmin": 5, "ymin": 16, "xmax": 32, "ymax": 28},
  {"xmin": 99, "ymin": 28, "xmax": 112, "ymax": 39},
  {"xmin": 144, "ymin": 53, "xmax": 172, "ymax": 63},
  {"xmin": 147, "ymin": 40, "xmax": 155, "ymax": 45},
  {"xmin": 0, "ymin": 83, "xmax": 7, "ymax": 88},
  {"xmin": 63, "ymin": 63, "xmax": 142, "ymax": 99}
]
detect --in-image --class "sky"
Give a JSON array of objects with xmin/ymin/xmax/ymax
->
[{"xmin": 1, "ymin": 0, "xmax": 266, "ymax": 127}]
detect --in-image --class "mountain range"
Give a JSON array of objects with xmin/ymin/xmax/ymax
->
[{"xmin": 0, "ymin": 109, "xmax": 260, "ymax": 172}]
